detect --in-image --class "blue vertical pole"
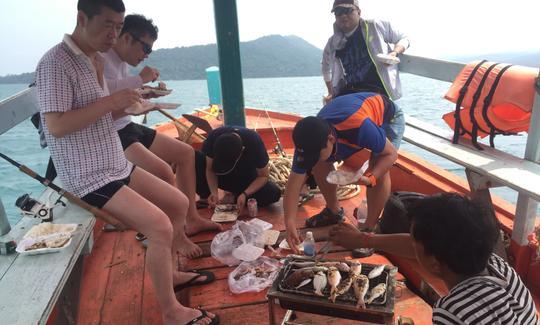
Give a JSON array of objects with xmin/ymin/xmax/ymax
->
[{"xmin": 212, "ymin": 0, "xmax": 246, "ymax": 127}]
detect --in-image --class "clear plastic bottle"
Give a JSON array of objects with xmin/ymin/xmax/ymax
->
[{"xmin": 302, "ymin": 231, "xmax": 316, "ymax": 257}]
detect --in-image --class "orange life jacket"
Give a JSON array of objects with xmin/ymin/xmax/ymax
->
[{"xmin": 442, "ymin": 60, "xmax": 539, "ymax": 149}]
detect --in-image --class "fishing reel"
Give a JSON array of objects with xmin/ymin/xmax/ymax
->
[{"xmin": 15, "ymin": 193, "xmax": 65, "ymax": 222}]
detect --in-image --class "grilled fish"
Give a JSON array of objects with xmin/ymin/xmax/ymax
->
[
  {"xmin": 349, "ymin": 262, "xmax": 362, "ymax": 278},
  {"xmin": 317, "ymin": 261, "xmax": 350, "ymax": 273},
  {"xmin": 368, "ymin": 264, "xmax": 385, "ymax": 279},
  {"xmin": 327, "ymin": 267, "xmax": 342, "ymax": 303},
  {"xmin": 365, "ymin": 283, "xmax": 386, "ymax": 304},
  {"xmin": 353, "ymin": 274, "xmax": 369, "ymax": 308},
  {"xmin": 313, "ymin": 271, "xmax": 327, "ymax": 296},
  {"xmin": 331, "ymin": 276, "xmax": 354, "ymax": 303},
  {"xmin": 284, "ymin": 269, "xmax": 314, "ymax": 287}
]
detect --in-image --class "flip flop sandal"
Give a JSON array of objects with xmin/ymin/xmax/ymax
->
[
  {"xmin": 185, "ymin": 309, "xmax": 219, "ymax": 325},
  {"xmin": 297, "ymin": 192, "xmax": 315, "ymax": 207},
  {"xmin": 305, "ymin": 207, "xmax": 344, "ymax": 228},
  {"xmin": 174, "ymin": 270, "xmax": 216, "ymax": 292}
]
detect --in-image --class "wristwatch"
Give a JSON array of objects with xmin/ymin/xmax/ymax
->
[{"xmin": 363, "ymin": 172, "xmax": 377, "ymax": 187}]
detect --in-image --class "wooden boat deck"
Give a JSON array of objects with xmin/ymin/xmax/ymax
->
[{"xmin": 77, "ymin": 193, "xmax": 434, "ymax": 325}]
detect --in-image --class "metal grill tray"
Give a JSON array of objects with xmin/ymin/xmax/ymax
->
[{"xmin": 278, "ymin": 259, "xmax": 390, "ymax": 306}]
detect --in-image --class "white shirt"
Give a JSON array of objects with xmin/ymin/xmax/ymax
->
[
  {"xmin": 36, "ymin": 34, "xmax": 132, "ymax": 197},
  {"xmin": 102, "ymin": 49, "xmax": 143, "ymax": 130}
]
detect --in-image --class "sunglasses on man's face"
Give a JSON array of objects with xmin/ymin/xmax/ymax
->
[
  {"xmin": 334, "ymin": 7, "xmax": 354, "ymax": 17},
  {"xmin": 130, "ymin": 34, "xmax": 153, "ymax": 55}
]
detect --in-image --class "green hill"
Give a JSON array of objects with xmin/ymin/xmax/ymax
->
[
  {"xmin": 0, "ymin": 35, "xmax": 323, "ymax": 84},
  {"xmin": 135, "ymin": 34, "xmax": 323, "ymax": 79}
]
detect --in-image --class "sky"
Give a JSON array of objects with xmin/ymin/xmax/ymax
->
[{"xmin": 1, "ymin": 0, "xmax": 539, "ymax": 76}]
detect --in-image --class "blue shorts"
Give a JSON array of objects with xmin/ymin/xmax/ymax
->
[{"xmin": 377, "ymin": 103, "xmax": 405, "ymax": 154}]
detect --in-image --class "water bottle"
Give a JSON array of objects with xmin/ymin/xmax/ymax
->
[
  {"xmin": 0, "ymin": 198, "xmax": 11, "ymax": 236},
  {"xmin": 356, "ymin": 199, "xmax": 368, "ymax": 225},
  {"xmin": 302, "ymin": 231, "xmax": 315, "ymax": 257}
]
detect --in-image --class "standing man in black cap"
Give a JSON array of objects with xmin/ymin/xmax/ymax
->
[
  {"xmin": 283, "ymin": 92, "xmax": 404, "ymax": 253},
  {"xmin": 322, "ymin": 0, "xmax": 409, "ymax": 103},
  {"xmin": 195, "ymin": 126, "xmax": 281, "ymax": 214}
]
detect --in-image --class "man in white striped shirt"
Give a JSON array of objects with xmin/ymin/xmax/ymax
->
[
  {"xmin": 329, "ymin": 193, "xmax": 539, "ymax": 324},
  {"xmin": 411, "ymin": 193, "xmax": 538, "ymax": 324}
]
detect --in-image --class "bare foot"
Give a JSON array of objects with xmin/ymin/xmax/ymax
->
[
  {"xmin": 175, "ymin": 236, "xmax": 203, "ymax": 259},
  {"xmin": 186, "ymin": 215, "xmax": 223, "ymax": 236},
  {"xmin": 164, "ymin": 306, "xmax": 217, "ymax": 325}
]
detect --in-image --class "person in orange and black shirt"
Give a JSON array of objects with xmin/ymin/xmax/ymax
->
[{"xmin": 283, "ymin": 92, "xmax": 404, "ymax": 255}]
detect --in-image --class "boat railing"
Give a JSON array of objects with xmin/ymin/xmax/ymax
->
[{"xmin": 399, "ymin": 54, "xmax": 539, "ymax": 276}]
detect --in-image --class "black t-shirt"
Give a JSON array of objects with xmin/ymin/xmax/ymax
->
[
  {"xmin": 202, "ymin": 126, "xmax": 269, "ymax": 179},
  {"xmin": 336, "ymin": 26, "xmax": 387, "ymax": 97}
]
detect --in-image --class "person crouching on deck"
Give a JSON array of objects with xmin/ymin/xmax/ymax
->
[
  {"xmin": 35, "ymin": 1, "xmax": 218, "ymax": 324},
  {"xmin": 195, "ymin": 126, "xmax": 281, "ymax": 215},
  {"xmin": 330, "ymin": 193, "xmax": 539, "ymax": 324},
  {"xmin": 284, "ymin": 92, "xmax": 404, "ymax": 254},
  {"xmin": 102, "ymin": 14, "xmax": 221, "ymax": 247}
]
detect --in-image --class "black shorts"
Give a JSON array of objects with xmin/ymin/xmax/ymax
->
[
  {"xmin": 81, "ymin": 167, "xmax": 135, "ymax": 208},
  {"xmin": 117, "ymin": 122, "xmax": 156, "ymax": 150}
]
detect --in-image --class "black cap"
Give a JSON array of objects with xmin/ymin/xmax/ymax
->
[
  {"xmin": 331, "ymin": 0, "xmax": 359, "ymax": 12},
  {"xmin": 212, "ymin": 132, "xmax": 243, "ymax": 175},
  {"xmin": 292, "ymin": 117, "xmax": 331, "ymax": 170}
]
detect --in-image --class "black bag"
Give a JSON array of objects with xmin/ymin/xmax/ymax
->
[{"xmin": 378, "ymin": 191, "xmax": 425, "ymax": 234}]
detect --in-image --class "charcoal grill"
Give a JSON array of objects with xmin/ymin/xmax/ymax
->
[{"xmin": 267, "ymin": 258, "xmax": 397, "ymax": 325}]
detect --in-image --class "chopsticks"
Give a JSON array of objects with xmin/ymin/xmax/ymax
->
[{"xmin": 315, "ymin": 240, "xmax": 333, "ymax": 261}]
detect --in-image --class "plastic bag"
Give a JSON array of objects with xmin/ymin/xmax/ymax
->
[
  {"xmin": 228, "ymin": 257, "xmax": 281, "ymax": 294},
  {"xmin": 210, "ymin": 226, "xmax": 246, "ymax": 266},
  {"xmin": 211, "ymin": 220, "xmax": 267, "ymax": 266}
]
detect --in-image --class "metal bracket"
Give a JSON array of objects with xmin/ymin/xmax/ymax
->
[
  {"xmin": 81, "ymin": 232, "xmax": 94, "ymax": 255},
  {"xmin": 465, "ymin": 169, "xmax": 502, "ymax": 191}
]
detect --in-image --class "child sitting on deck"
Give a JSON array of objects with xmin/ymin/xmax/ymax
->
[{"xmin": 329, "ymin": 193, "xmax": 539, "ymax": 324}]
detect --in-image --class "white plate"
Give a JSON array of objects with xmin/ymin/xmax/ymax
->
[
  {"xmin": 125, "ymin": 102, "xmax": 180, "ymax": 115},
  {"xmin": 376, "ymin": 53, "xmax": 400, "ymax": 65},
  {"xmin": 138, "ymin": 88, "xmax": 173, "ymax": 97},
  {"xmin": 125, "ymin": 101, "xmax": 156, "ymax": 115},
  {"xmin": 247, "ymin": 218, "xmax": 273, "ymax": 231},
  {"xmin": 278, "ymin": 238, "xmax": 304, "ymax": 252},
  {"xmin": 261, "ymin": 229, "xmax": 280, "ymax": 246},
  {"xmin": 232, "ymin": 243, "xmax": 265, "ymax": 262},
  {"xmin": 16, "ymin": 233, "xmax": 73, "ymax": 256},
  {"xmin": 154, "ymin": 102, "xmax": 181, "ymax": 110}
]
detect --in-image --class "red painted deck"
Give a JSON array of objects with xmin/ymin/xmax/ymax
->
[
  {"xmin": 74, "ymin": 108, "xmax": 539, "ymax": 324},
  {"xmin": 78, "ymin": 193, "xmax": 434, "ymax": 325}
]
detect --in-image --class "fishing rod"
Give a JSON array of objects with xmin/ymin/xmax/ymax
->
[
  {"xmin": 0, "ymin": 152, "xmax": 124, "ymax": 229},
  {"xmin": 263, "ymin": 107, "xmax": 286, "ymax": 157}
]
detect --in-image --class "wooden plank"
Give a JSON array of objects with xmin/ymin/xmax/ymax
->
[
  {"xmin": 0, "ymin": 198, "xmax": 95, "ymax": 325},
  {"xmin": 77, "ymin": 231, "xmax": 117, "ymax": 325},
  {"xmin": 100, "ymin": 231, "xmax": 146, "ymax": 324},
  {"xmin": 404, "ymin": 116, "xmax": 540, "ymax": 201},
  {"xmin": 0, "ymin": 88, "xmax": 38, "ymax": 136}
]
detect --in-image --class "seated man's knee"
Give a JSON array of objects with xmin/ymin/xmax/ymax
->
[
  {"xmin": 257, "ymin": 182, "xmax": 281, "ymax": 207},
  {"xmin": 146, "ymin": 215, "xmax": 174, "ymax": 245}
]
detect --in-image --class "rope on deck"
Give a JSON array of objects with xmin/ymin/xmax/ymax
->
[{"xmin": 268, "ymin": 157, "xmax": 361, "ymax": 200}]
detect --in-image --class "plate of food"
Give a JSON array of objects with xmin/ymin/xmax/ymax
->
[
  {"xmin": 17, "ymin": 222, "xmax": 79, "ymax": 255},
  {"xmin": 376, "ymin": 53, "xmax": 400, "ymax": 65},
  {"xmin": 211, "ymin": 204, "xmax": 239, "ymax": 223},
  {"xmin": 16, "ymin": 233, "xmax": 72, "ymax": 255},
  {"xmin": 125, "ymin": 101, "xmax": 180, "ymax": 115},
  {"xmin": 138, "ymin": 81, "xmax": 173, "ymax": 97}
]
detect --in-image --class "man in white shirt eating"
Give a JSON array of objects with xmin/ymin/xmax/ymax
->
[{"xmin": 103, "ymin": 14, "xmax": 222, "ymax": 244}]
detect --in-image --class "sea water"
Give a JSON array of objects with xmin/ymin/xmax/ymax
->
[{"xmin": 0, "ymin": 75, "xmax": 531, "ymax": 225}]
